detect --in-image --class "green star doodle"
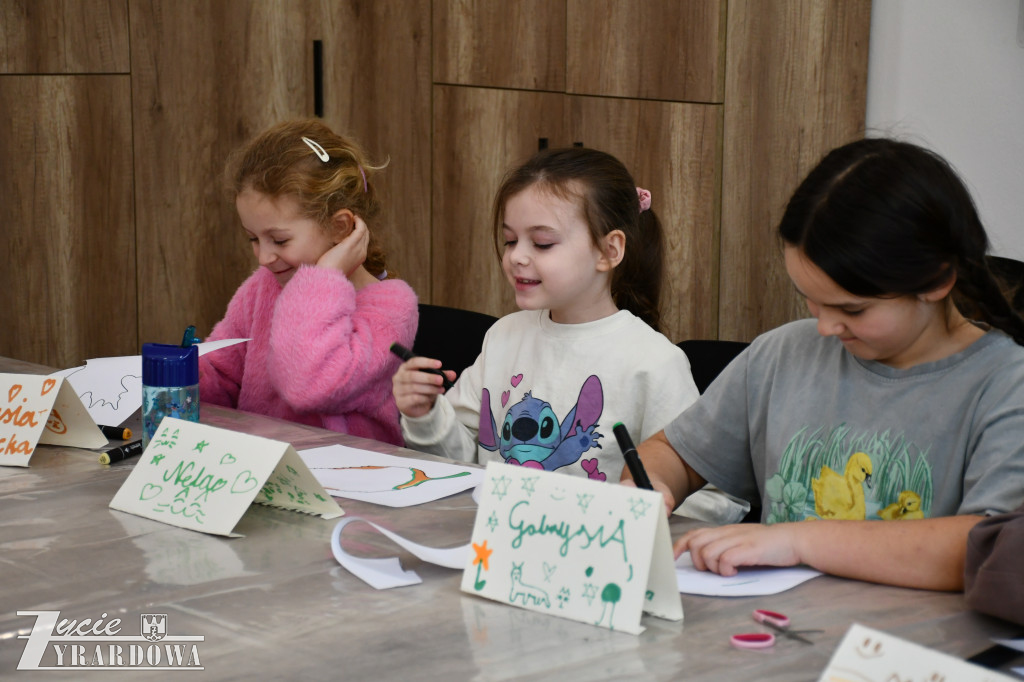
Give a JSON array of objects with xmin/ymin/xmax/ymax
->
[
  {"xmin": 628, "ymin": 496, "xmax": 652, "ymax": 519},
  {"xmin": 492, "ymin": 475, "xmax": 511, "ymax": 500},
  {"xmin": 521, "ymin": 476, "xmax": 538, "ymax": 496},
  {"xmin": 150, "ymin": 454, "xmax": 165, "ymax": 465},
  {"xmin": 576, "ymin": 492, "xmax": 594, "ymax": 513},
  {"xmin": 486, "ymin": 511, "xmax": 499, "ymax": 532},
  {"xmin": 193, "ymin": 440, "xmax": 209, "ymax": 453},
  {"xmin": 582, "ymin": 582, "xmax": 598, "ymax": 606}
]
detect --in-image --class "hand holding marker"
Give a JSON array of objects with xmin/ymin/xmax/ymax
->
[
  {"xmin": 389, "ymin": 343, "xmax": 455, "ymax": 391},
  {"xmin": 612, "ymin": 422, "xmax": 653, "ymax": 490}
]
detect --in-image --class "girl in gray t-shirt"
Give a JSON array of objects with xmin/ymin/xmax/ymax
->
[{"xmin": 629, "ymin": 138, "xmax": 1024, "ymax": 591}]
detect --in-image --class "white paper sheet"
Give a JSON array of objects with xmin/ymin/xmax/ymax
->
[
  {"xmin": 330, "ymin": 516, "xmax": 469, "ymax": 589},
  {"xmin": 299, "ymin": 444, "xmax": 483, "ymax": 507},
  {"xmin": 675, "ymin": 552, "xmax": 822, "ymax": 596},
  {"xmin": 52, "ymin": 340, "xmax": 248, "ymax": 426}
]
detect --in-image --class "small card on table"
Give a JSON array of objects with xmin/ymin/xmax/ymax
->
[
  {"xmin": 110, "ymin": 417, "xmax": 343, "ymax": 536},
  {"xmin": 461, "ymin": 462, "xmax": 682, "ymax": 635},
  {"xmin": 0, "ymin": 373, "xmax": 107, "ymax": 467}
]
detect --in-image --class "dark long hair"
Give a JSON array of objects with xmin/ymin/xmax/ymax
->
[
  {"xmin": 778, "ymin": 137, "xmax": 1024, "ymax": 345},
  {"xmin": 492, "ymin": 147, "xmax": 665, "ymax": 331}
]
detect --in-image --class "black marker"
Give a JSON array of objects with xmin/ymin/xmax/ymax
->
[
  {"xmin": 99, "ymin": 440, "xmax": 144, "ymax": 465},
  {"xmin": 98, "ymin": 424, "xmax": 132, "ymax": 440},
  {"xmin": 612, "ymin": 422, "xmax": 653, "ymax": 490},
  {"xmin": 390, "ymin": 343, "xmax": 455, "ymax": 391}
]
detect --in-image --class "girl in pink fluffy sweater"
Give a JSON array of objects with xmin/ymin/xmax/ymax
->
[{"xmin": 200, "ymin": 119, "xmax": 418, "ymax": 446}]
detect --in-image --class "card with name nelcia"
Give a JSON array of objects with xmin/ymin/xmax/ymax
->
[
  {"xmin": 461, "ymin": 462, "xmax": 682, "ymax": 635},
  {"xmin": 0, "ymin": 373, "xmax": 107, "ymax": 467},
  {"xmin": 109, "ymin": 418, "xmax": 343, "ymax": 537}
]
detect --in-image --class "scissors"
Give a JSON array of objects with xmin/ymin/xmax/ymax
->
[{"xmin": 730, "ymin": 609, "xmax": 822, "ymax": 649}]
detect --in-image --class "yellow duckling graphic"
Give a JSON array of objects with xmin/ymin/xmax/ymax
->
[
  {"xmin": 878, "ymin": 490, "xmax": 924, "ymax": 520},
  {"xmin": 811, "ymin": 452, "xmax": 873, "ymax": 520}
]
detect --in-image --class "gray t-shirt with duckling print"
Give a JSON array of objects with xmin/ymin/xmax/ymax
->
[{"xmin": 664, "ymin": 319, "xmax": 1024, "ymax": 523}]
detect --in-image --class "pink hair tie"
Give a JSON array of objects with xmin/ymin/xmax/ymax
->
[
  {"xmin": 637, "ymin": 187, "xmax": 652, "ymax": 213},
  {"xmin": 358, "ymin": 165, "xmax": 368, "ymax": 193}
]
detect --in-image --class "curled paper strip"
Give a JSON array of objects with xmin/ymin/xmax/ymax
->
[{"xmin": 330, "ymin": 516, "xmax": 469, "ymax": 589}]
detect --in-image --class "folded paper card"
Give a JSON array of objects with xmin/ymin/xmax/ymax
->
[
  {"xmin": 0, "ymin": 373, "xmax": 107, "ymax": 466},
  {"xmin": 109, "ymin": 417, "xmax": 343, "ymax": 536},
  {"xmin": 461, "ymin": 462, "xmax": 682, "ymax": 635},
  {"xmin": 817, "ymin": 623, "xmax": 1019, "ymax": 682}
]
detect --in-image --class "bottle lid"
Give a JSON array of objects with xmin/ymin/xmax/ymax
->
[{"xmin": 142, "ymin": 343, "xmax": 199, "ymax": 387}]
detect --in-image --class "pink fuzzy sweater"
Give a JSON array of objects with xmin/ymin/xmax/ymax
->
[{"xmin": 199, "ymin": 265, "xmax": 418, "ymax": 446}]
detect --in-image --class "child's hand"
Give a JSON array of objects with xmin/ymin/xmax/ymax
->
[
  {"xmin": 673, "ymin": 523, "xmax": 801, "ymax": 576},
  {"xmin": 620, "ymin": 477, "xmax": 675, "ymax": 517},
  {"xmin": 392, "ymin": 356, "xmax": 455, "ymax": 418},
  {"xmin": 318, "ymin": 215, "xmax": 369, "ymax": 277}
]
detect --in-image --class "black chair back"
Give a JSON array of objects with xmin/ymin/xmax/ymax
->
[
  {"xmin": 676, "ymin": 339, "xmax": 750, "ymax": 394},
  {"xmin": 413, "ymin": 304, "xmax": 499, "ymax": 378}
]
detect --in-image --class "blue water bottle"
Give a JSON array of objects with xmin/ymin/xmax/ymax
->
[{"xmin": 141, "ymin": 343, "xmax": 200, "ymax": 448}]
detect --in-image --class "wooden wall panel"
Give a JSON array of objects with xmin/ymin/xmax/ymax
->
[
  {"xmin": 433, "ymin": 0, "xmax": 565, "ymax": 91},
  {"xmin": 130, "ymin": 0, "xmax": 313, "ymax": 346},
  {"xmin": 0, "ymin": 0, "xmax": 129, "ymax": 73},
  {"xmin": 0, "ymin": 75, "xmax": 135, "ymax": 368},
  {"xmin": 719, "ymin": 0, "xmax": 871, "ymax": 341},
  {"xmin": 317, "ymin": 0, "xmax": 431, "ymax": 298},
  {"xmin": 570, "ymin": 97, "xmax": 721, "ymax": 343},
  {"xmin": 567, "ymin": 0, "xmax": 726, "ymax": 103},
  {"xmin": 432, "ymin": 85, "xmax": 566, "ymax": 316}
]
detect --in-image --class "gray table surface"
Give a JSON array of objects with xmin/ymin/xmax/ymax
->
[{"xmin": 0, "ymin": 356, "xmax": 1019, "ymax": 681}]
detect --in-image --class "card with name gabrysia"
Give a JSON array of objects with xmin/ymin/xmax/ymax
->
[
  {"xmin": 461, "ymin": 462, "xmax": 682, "ymax": 635},
  {"xmin": 109, "ymin": 418, "xmax": 343, "ymax": 536},
  {"xmin": 0, "ymin": 373, "xmax": 107, "ymax": 466}
]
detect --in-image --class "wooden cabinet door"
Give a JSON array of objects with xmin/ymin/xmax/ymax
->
[
  {"xmin": 130, "ymin": 0, "xmax": 317, "ymax": 345},
  {"xmin": 567, "ymin": 0, "xmax": 725, "ymax": 103},
  {"xmin": 317, "ymin": 0, "xmax": 431, "ymax": 298},
  {"xmin": 132, "ymin": 0, "xmax": 432, "ymax": 346},
  {"xmin": 569, "ymin": 96, "xmax": 721, "ymax": 343},
  {"xmin": 432, "ymin": 85, "xmax": 567, "ymax": 315},
  {"xmin": 0, "ymin": 0, "xmax": 129, "ymax": 73},
  {"xmin": 0, "ymin": 76, "xmax": 135, "ymax": 367},
  {"xmin": 719, "ymin": 0, "xmax": 871, "ymax": 340},
  {"xmin": 433, "ymin": 0, "xmax": 565, "ymax": 90}
]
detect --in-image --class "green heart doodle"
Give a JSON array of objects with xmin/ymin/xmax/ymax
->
[
  {"xmin": 231, "ymin": 470, "xmax": 259, "ymax": 494},
  {"xmin": 220, "ymin": 453, "xmax": 237, "ymax": 465},
  {"xmin": 140, "ymin": 484, "xmax": 163, "ymax": 501}
]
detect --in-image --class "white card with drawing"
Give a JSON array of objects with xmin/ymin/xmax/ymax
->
[
  {"xmin": 0, "ymin": 373, "xmax": 107, "ymax": 467},
  {"xmin": 818, "ymin": 623, "xmax": 1019, "ymax": 682},
  {"xmin": 109, "ymin": 417, "xmax": 343, "ymax": 536},
  {"xmin": 461, "ymin": 462, "xmax": 682, "ymax": 635}
]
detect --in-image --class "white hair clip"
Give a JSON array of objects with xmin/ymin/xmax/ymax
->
[{"xmin": 301, "ymin": 136, "xmax": 329, "ymax": 162}]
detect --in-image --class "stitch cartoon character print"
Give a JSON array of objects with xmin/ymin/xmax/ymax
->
[{"xmin": 478, "ymin": 374, "xmax": 606, "ymax": 479}]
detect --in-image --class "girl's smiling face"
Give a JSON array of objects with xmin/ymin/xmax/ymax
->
[
  {"xmin": 784, "ymin": 245, "xmax": 957, "ymax": 369},
  {"xmin": 500, "ymin": 185, "xmax": 619, "ymax": 324},
  {"xmin": 236, "ymin": 189, "xmax": 335, "ymax": 286}
]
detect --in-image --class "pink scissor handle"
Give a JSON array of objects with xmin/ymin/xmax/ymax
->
[
  {"xmin": 753, "ymin": 609, "xmax": 790, "ymax": 628},
  {"xmin": 730, "ymin": 633, "xmax": 775, "ymax": 649}
]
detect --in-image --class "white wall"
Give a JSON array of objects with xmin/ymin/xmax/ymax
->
[{"xmin": 866, "ymin": 0, "xmax": 1024, "ymax": 259}]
